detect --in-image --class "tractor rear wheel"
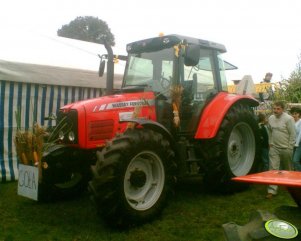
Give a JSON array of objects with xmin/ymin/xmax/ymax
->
[
  {"xmin": 202, "ymin": 103, "xmax": 259, "ymax": 193},
  {"xmin": 89, "ymin": 129, "xmax": 176, "ymax": 228}
]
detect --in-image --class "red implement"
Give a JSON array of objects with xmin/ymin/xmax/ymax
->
[
  {"xmin": 232, "ymin": 170, "xmax": 301, "ymax": 207},
  {"xmin": 232, "ymin": 170, "xmax": 301, "ymax": 187}
]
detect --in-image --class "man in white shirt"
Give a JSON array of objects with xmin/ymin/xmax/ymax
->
[{"xmin": 266, "ymin": 101, "xmax": 296, "ymax": 199}]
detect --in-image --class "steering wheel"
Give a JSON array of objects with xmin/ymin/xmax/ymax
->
[{"xmin": 160, "ymin": 76, "xmax": 171, "ymax": 89}]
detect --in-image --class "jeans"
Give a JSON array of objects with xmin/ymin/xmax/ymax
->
[
  {"xmin": 267, "ymin": 146, "xmax": 293, "ymax": 195},
  {"xmin": 293, "ymin": 146, "xmax": 301, "ymax": 171}
]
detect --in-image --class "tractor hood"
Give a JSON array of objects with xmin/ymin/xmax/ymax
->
[
  {"xmin": 60, "ymin": 91, "xmax": 156, "ymax": 114},
  {"xmin": 58, "ymin": 91, "xmax": 157, "ymax": 149}
]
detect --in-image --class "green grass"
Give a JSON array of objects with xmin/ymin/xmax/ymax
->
[{"xmin": 0, "ymin": 180, "xmax": 296, "ymax": 241}]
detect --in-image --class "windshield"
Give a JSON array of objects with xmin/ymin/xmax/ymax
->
[
  {"xmin": 123, "ymin": 48, "xmax": 174, "ymax": 94},
  {"xmin": 122, "ymin": 46, "xmax": 226, "ymax": 98}
]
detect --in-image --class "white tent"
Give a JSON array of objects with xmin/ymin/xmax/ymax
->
[
  {"xmin": 0, "ymin": 30, "xmax": 124, "ymax": 181},
  {"xmin": 0, "ymin": 59, "xmax": 107, "ymax": 88}
]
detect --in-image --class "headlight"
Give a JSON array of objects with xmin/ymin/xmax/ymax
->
[
  {"xmin": 68, "ymin": 131, "xmax": 75, "ymax": 142},
  {"xmin": 58, "ymin": 131, "xmax": 64, "ymax": 140}
]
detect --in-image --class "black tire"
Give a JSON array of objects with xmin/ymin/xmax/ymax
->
[
  {"xmin": 202, "ymin": 103, "xmax": 260, "ymax": 193},
  {"xmin": 38, "ymin": 146, "xmax": 91, "ymax": 201},
  {"xmin": 89, "ymin": 128, "xmax": 176, "ymax": 228}
]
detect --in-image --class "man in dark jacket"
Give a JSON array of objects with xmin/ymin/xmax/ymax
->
[{"xmin": 258, "ymin": 112, "xmax": 269, "ymax": 171}]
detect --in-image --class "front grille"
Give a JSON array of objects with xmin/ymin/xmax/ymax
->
[
  {"xmin": 88, "ymin": 120, "xmax": 114, "ymax": 141},
  {"xmin": 55, "ymin": 110, "xmax": 78, "ymax": 144}
]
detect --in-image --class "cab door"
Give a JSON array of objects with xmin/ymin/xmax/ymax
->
[{"xmin": 179, "ymin": 49, "xmax": 217, "ymax": 133}]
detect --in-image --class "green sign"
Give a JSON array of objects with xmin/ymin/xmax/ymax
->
[{"xmin": 265, "ymin": 219, "xmax": 298, "ymax": 239}]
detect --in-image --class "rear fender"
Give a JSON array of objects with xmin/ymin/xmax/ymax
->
[{"xmin": 195, "ymin": 92, "xmax": 258, "ymax": 139}]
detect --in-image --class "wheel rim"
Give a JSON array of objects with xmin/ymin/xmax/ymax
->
[
  {"xmin": 228, "ymin": 122, "xmax": 255, "ymax": 176},
  {"xmin": 124, "ymin": 151, "xmax": 165, "ymax": 211}
]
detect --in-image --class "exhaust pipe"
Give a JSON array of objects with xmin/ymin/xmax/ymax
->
[{"xmin": 103, "ymin": 40, "xmax": 114, "ymax": 95}]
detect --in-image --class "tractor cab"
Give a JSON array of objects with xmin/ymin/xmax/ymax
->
[{"xmin": 120, "ymin": 34, "xmax": 232, "ymax": 134}]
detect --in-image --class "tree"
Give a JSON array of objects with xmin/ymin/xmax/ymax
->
[
  {"xmin": 57, "ymin": 16, "xmax": 115, "ymax": 46},
  {"xmin": 270, "ymin": 54, "xmax": 301, "ymax": 103}
]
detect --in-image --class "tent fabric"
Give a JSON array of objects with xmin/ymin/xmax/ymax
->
[
  {"xmin": 0, "ymin": 59, "xmax": 102, "ymax": 88},
  {"xmin": 0, "ymin": 59, "xmax": 123, "ymax": 88},
  {"xmin": 0, "ymin": 79, "xmax": 103, "ymax": 182}
]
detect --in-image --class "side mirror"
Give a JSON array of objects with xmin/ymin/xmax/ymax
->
[
  {"xmin": 184, "ymin": 45, "xmax": 200, "ymax": 66},
  {"xmin": 98, "ymin": 60, "xmax": 106, "ymax": 77}
]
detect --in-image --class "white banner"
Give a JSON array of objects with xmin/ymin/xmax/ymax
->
[{"xmin": 17, "ymin": 164, "xmax": 39, "ymax": 201}]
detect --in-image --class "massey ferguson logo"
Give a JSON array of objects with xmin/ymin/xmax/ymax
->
[{"xmin": 92, "ymin": 99, "xmax": 154, "ymax": 112}]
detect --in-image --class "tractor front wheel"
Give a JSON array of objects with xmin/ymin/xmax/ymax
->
[{"xmin": 89, "ymin": 129, "xmax": 176, "ymax": 228}]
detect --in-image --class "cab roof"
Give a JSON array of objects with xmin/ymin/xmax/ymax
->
[{"xmin": 126, "ymin": 34, "xmax": 226, "ymax": 54}]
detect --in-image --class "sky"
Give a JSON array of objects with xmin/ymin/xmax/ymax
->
[{"xmin": 1, "ymin": 0, "xmax": 301, "ymax": 84}]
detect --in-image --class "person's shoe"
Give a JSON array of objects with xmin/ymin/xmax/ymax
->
[{"xmin": 266, "ymin": 193, "xmax": 276, "ymax": 199}]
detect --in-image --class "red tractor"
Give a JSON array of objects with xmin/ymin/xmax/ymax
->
[{"xmin": 40, "ymin": 34, "xmax": 260, "ymax": 226}]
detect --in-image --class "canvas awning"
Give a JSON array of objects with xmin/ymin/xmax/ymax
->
[{"xmin": 0, "ymin": 59, "xmax": 123, "ymax": 88}]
